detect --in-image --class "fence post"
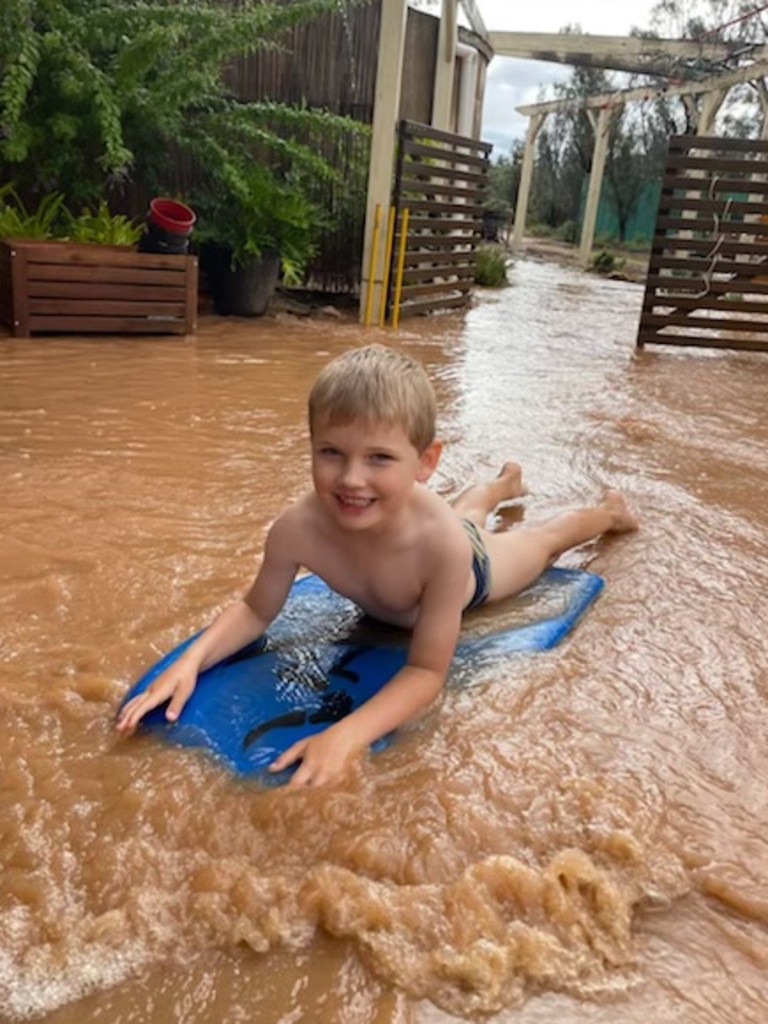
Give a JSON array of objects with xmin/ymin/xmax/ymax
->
[{"xmin": 359, "ymin": 0, "xmax": 408, "ymax": 323}]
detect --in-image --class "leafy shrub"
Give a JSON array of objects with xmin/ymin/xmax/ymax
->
[
  {"xmin": 0, "ymin": 0, "xmax": 368, "ymax": 284},
  {"xmin": 590, "ymin": 248, "xmax": 626, "ymax": 276},
  {"xmin": 475, "ymin": 243, "xmax": 510, "ymax": 287},
  {"xmin": 554, "ymin": 220, "xmax": 578, "ymax": 244}
]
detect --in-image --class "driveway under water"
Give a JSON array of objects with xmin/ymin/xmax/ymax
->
[{"xmin": 2, "ymin": 257, "xmax": 767, "ymax": 1023}]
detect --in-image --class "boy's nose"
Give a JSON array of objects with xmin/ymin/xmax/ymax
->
[{"xmin": 339, "ymin": 458, "xmax": 365, "ymax": 488}]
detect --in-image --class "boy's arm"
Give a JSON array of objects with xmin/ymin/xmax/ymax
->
[
  {"xmin": 269, "ymin": 562, "xmax": 465, "ymax": 787},
  {"xmin": 115, "ymin": 516, "xmax": 299, "ymax": 733}
]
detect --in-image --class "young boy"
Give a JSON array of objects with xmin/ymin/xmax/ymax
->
[{"xmin": 116, "ymin": 344, "xmax": 638, "ymax": 787}]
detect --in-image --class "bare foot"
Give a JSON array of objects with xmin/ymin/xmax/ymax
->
[
  {"xmin": 602, "ymin": 489, "xmax": 640, "ymax": 533},
  {"xmin": 450, "ymin": 460, "xmax": 527, "ymax": 524},
  {"xmin": 497, "ymin": 460, "xmax": 527, "ymax": 501}
]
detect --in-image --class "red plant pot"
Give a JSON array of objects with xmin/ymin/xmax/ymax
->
[{"xmin": 148, "ymin": 197, "xmax": 196, "ymax": 235}]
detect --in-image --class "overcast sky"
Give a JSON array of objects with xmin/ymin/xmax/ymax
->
[{"xmin": 475, "ymin": 1, "xmax": 661, "ymax": 156}]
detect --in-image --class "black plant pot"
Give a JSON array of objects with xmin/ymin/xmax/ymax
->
[{"xmin": 201, "ymin": 244, "xmax": 281, "ymax": 317}]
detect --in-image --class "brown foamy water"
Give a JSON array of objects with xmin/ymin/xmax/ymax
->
[{"xmin": 2, "ymin": 258, "xmax": 768, "ymax": 1023}]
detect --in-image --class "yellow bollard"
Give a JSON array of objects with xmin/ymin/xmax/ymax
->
[
  {"xmin": 378, "ymin": 205, "xmax": 396, "ymax": 328},
  {"xmin": 391, "ymin": 207, "xmax": 409, "ymax": 330},
  {"xmin": 363, "ymin": 203, "xmax": 382, "ymax": 327}
]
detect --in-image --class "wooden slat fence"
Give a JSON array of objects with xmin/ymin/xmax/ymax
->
[
  {"xmin": 0, "ymin": 240, "xmax": 197, "ymax": 337},
  {"xmin": 637, "ymin": 135, "xmax": 768, "ymax": 352},
  {"xmin": 389, "ymin": 121, "xmax": 492, "ymax": 318}
]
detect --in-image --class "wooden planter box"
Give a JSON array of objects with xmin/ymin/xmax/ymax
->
[{"xmin": 0, "ymin": 239, "xmax": 198, "ymax": 337}]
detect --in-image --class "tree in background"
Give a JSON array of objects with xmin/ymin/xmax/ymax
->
[
  {"xmin": 529, "ymin": 57, "xmax": 615, "ymax": 239},
  {"xmin": 643, "ymin": 0, "xmax": 767, "ymax": 137}
]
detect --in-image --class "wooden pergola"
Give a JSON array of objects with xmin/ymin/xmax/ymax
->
[
  {"xmin": 361, "ymin": 5, "xmax": 768, "ymax": 314},
  {"xmin": 492, "ymin": 32, "xmax": 768, "ymax": 265}
]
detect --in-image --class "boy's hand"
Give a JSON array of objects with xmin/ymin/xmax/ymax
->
[
  {"xmin": 269, "ymin": 721, "xmax": 365, "ymax": 788},
  {"xmin": 115, "ymin": 662, "xmax": 197, "ymax": 735}
]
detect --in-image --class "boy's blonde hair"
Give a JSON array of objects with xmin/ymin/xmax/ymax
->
[{"xmin": 308, "ymin": 344, "xmax": 436, "ymax": 451}]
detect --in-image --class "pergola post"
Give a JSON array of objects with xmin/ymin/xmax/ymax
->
[
  {"xmin": 432, "ymin": 0, "xmax": 457, "ymax": 130},
  {"xmin": 579, "ymin": 105, "xmax": 611, "ymax": 267},
  {"xmin": 697, "ymin": 88, "xmax": 727, "ymax": 134},
  {"xmin": 511, "ymin": 113, "xmax": 544, "ymax": 253},
  {"xmin": 359, "ymin": 0, "xmax": 408, "ymax": 323}
]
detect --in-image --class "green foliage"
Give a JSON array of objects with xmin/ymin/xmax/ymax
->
[
  {"xmin": 0, "ymin": 0, "xmax": 368, "ymax": 279},
  {"xmin": 590, "ymin": 247, "xmax": 625, "ymax": 276},
  {"xmin": 0, "ymin": 182, "xmax": 143, "ymax": 245},
  {"xmin": 0, "ymin": 184, "xmax": 65, "ymax": 238},
  {"xmin": 64, "ymin": 202, "xmax": 143, "ymax": 246},
  {"xmin": 0, "ymin": 0, "xmax": 356, "ymax": 199},
  {"xmin": 186, "ymin": 101, "xmax": 365, "ymax": 283},
  {"xmin": 487, "ymin": 141, "xmax": 524, "ymax": 214},
  {"xmin": 193, "ymin": 164, "xmax": 325, "ymax": 285},
  {"xmin": 525, "ymin": 222, "xmax": 557, "ymax": 239},
  {"xmin": 554, "ymin": 219, "xmax": 578, "ymax": 244},
  {"xmin": 474, "ymin": 243, "xmax": 510, "ymax": 287}
]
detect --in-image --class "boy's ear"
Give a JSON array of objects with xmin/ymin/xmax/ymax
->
[{"xmin": 416, "ymin": 439, "xmax": 442, "ymax": 482}]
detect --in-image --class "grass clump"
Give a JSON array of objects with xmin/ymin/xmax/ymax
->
[
  {"xmin": 590, "ymin": 248, "xmax": 626, "ymax": 276},
  {"xmin": 475, "ymin": 243, "xmax": 510, "ymax": 287}
]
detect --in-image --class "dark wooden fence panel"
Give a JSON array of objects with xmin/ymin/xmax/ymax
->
[
  {"xmin": 0, "ymin": 240, "xmax": 197, "ymax": 337},
  {"xmin": 637, "ymin": 135, "xmax": 768, "ymax": 353},
  {"xmin": 390, "ymin": 121, "xmax": 491, "ymax": 318}
]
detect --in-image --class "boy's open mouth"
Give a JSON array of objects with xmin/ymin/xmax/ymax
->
[{"xmin": 336, "ymin": 494, "xmax": 375, "ymax": 510}]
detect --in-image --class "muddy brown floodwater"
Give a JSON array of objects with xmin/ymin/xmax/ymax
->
[{"xmin": 2, "ymin": 256, "xmax": 768, "ymax": 1024}]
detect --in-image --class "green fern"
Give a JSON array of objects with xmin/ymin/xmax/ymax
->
[
  {"xmin": 0, "ymin": 184, "xmax": 66, "ymax": 238},
  {"xmin": 64, "ymin": 201, "xmax": 143, "ymax": 245}
]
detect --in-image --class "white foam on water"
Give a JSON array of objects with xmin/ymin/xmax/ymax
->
[{"xmin": 0, "ymin": 936, "xmax": 151, "ymax": 1020}]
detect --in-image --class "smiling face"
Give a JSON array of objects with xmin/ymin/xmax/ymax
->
[{"xmin": 310, "ymin": 417, "xmax": 441, "ymax": 531}]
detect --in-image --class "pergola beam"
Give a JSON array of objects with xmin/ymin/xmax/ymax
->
[
  {"xmin": 517, "ymin": 58, "xmax": 768, "ymax": 116},
  {"xmin": 489, "ymin": 31, "xmax": 766, "ymax": 78},
  {"xmin": 458, "ymin": 0, "xmax": 488, "ymax": 45}
]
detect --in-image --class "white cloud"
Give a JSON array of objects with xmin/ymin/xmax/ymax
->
[{"xmin": 482, "ymin": 59, "xmax": 569, "ymax": 157}]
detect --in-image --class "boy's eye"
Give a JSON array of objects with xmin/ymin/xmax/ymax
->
[
  {"xmin": 318, "ymin": 446, "xmax": 341, "ymax": 457},
  {"xmin": 369, "ymin": 452, "xmax": 394, "ymax": 463}
]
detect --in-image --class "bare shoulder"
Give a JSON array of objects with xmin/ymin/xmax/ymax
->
[
  {"xmin": 413, "ymin": 489, "xmax": 472, "ymax": 568},
  {"xmin": 266, "ymin": 492, "xmax": 318, "ymax": 550}
]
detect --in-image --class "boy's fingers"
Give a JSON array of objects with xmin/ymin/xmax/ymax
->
[
  {"xmin": 269, "ymin": 740, "xmax": 305, "ymax": 772},
  {"xmin": 115, "ymin": 697, "xmax": 144, "ymax": 732},
  {"xmin": 115, "ymin": 685, "xmax": 174, "ymax": 732},
  {"xmin": 165, "ymin": 688, "xmax": 190, "ymax": 721}
]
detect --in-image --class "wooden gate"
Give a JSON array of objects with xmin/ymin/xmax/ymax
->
[
  {"xmin": 637, "ymin": 135, "xmax": 768, "ymax": 352},
  {"xmin": 389, "ymin": 121, "xmax": 491, "ymax": 319}
]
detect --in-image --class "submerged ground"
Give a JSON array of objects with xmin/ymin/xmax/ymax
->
[{"xmin": 2, "ymin": 256, "xmax": 767, "ymax": 1023}]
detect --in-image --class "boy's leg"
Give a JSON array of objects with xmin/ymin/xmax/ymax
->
[
  {"xmin": 451, "ymin": 460, "xmax": 526, "ymax": 527},
  {"xmin": 482, "ymin": 490, "xmax": 639, "ymax": 602}
]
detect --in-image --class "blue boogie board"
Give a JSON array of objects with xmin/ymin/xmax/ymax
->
[{"xmin": 120, "ymin": 567, "xmax": 603, "ymax": 783}]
